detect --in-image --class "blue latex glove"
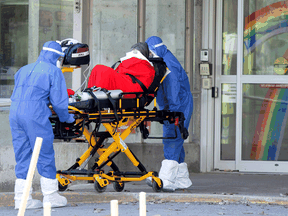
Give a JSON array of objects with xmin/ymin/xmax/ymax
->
[{"xmin": 66, "ymin": 114, "xmax": 75, "ymax": 123}]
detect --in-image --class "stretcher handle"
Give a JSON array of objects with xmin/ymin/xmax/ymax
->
[{"xmin": 73, "ymin": 113, "xmax": 88, "ymax": 119}]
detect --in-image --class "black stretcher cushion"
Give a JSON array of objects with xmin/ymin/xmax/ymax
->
[{"xmin": 69, "ymin": 95, "xmax": 152, "ymax": 112}]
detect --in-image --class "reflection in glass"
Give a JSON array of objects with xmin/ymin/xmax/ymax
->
[
  {"xmin": 243, "ymin": 0, "xmax": 288, "ymax": 75},
  {"xmin": 243, "ymin": 84, "xmax": 288, "ymax": 161},
  {"xmin": 0, "ymin": 1, "xmax": 28, "ymax": 98},
  {"xmin": 221, "ymin": 84, "xmax": 236, "ymax": 160},
  {"xmin": 222, "ymin": 0, "xmax": 238, "ymax": 75},
  {"xmin": 0, "ymin": 1, "xmax": 74, "ymax": 98},
  {"xmin": 38, "ymin": 1, "xmax": 74, "ymax": 51}
]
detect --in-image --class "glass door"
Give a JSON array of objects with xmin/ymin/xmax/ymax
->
[
  {"xmin": 237, "ymin": 0, "xmax": 288, "ymax": 172},
  {"xmin": 215, "ymin": 0, "xmax": 288, "ymax": 172},
  {"xmin": 214, "ymin": 0, "xmax": 238, "ymax": 171}
]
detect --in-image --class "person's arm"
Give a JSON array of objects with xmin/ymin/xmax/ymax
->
[
  {"xmin": 49, "ymin": 68, "xmax": 70, "ymax": 122},
  {"xmin": 11, "ymin": 69, "xmax": 20, "ymax": 99},
  {"xmin": 163, "ymin": 66, "xmax": 181, "ymax": 112}
]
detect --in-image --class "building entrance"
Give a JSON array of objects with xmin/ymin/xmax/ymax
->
[{"xmin": 215, "ymin": 0, "xmax": 288, "ymax": 172}]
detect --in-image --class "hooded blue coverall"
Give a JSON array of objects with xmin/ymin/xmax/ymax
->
[
  {"xmin": 9, "ymin": 41, "xmax": 72, "ymax": 180},
  {"xmin": 146, "ymin": 36, "xmax": 193, "ymax": 163}
]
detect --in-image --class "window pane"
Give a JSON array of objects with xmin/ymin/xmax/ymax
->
[
  {"xmin": 222, "ymin": 0, "xmax": 238, "ymax": 75},
  {"xmin": 221, "ymin": 84, "xmax": 236, "ymax": 160},
  {"xmin": 243, "ymin": 84, "xmax": 288, "ymax": 161},
  {"xmin": 91, "ymin": 0, "xmax": 137, "ymax": 67},
  {"xmin": 0, "ymin": 0, "xmax": 74, "ymax": 98},
  {"xmin": 146, "ymin": 0, "xmax": 185, "ymax": 68},
  {"xmin": 0, "ymin": 1, "xmax": 28, "ymax": 98},
  {"xmin": 243, "ymin": 0, "xmax": 288, "ymax": 75}
]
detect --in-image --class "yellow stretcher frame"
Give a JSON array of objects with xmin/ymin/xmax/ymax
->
[
  {"xmin": 54, "ymin": 102, "xmax": 181, "ymax": 192},
  {"xmin": 54, "ymin": 65, "xmax": 185, "ymax": 193}
]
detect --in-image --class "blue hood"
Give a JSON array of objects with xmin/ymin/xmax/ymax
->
[
  {"xmin": 145, "ymin": 36, "xmax": 168, "ymax": 58},
  {"xmin": 37, "ymin": 41, "xmax": 64, "ymax": 65}
]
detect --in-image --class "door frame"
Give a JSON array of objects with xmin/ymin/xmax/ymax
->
[{"xmin": 214, "ymin": 0, "xmax": 237, "ymax": 171}]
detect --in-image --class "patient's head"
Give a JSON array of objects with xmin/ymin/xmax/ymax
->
[{"xmin": 131, "ymin": 42, "xmax": 149, "ymax": 59}]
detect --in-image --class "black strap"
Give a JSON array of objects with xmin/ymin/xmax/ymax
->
[
  {"xmin": 126, "ymin": 73, "xmax": 148, "ymax": 93},
  {"xmin": 111, "ymin": 61, "xmax": 121, "ymax": 69},
  {"xmin": 101, "ymin": 88, "xmax": 119, "ymax": 130},
  {"xmin": 84, "ymin": 88, "xmax": 102, "ymax": 146}
]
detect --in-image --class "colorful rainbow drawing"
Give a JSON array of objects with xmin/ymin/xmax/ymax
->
[
  {"xmin": 246, "ymin": 1, "xmax": 288, "ymax": 161},
  {"xmin": 250, "ymin": 88, "xmax": 288, "ymax": 160},
  {"xmin": 244, "ymin": 1, "xmax": 288, "ymax": 57}
]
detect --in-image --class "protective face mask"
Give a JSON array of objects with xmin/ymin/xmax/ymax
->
[
  {"xmin": 56, "ymin": 56, "xmax": 65, "ymax": 69},
  {"xmin": 149, "ymin": 50, "xmax": 159, "ymax": 58},
  {"xmin": 42, "ymin": 47, "xmax": 65, "ymax": 68}
]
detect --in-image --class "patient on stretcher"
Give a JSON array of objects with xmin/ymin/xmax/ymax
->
[
  {"xmin": 87, "ymin": 42, "xmax": 155, "ymax": 95},
  {"xmin": 68, "ymin": 42, "xmax": 168, "ymax": 110}
]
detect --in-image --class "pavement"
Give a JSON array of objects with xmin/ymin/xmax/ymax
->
[{"xmin": 1, "ymin": 172, "xmax": 288, "ymax": 208}]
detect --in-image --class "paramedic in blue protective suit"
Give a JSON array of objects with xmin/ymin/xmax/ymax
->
[
  {"xmin": 9, "ymin": 41, "xmax": 75, "ymax": 209},
  {"xmin": 146, "ymin": 36, "xmax": 193, "ymax": 192}
]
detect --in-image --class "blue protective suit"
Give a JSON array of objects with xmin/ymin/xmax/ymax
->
[
  {"xmin": 9, "ymin": 41, "xmax": 71, "ymax": 179},
  {"xmin": 146, "ymin": 36, "xmax": 193, "ymax": 163}
]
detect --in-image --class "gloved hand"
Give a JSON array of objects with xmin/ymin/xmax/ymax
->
[{"xmin": 66, "ymin": 114, "xmax": 75, "ymax": 123}]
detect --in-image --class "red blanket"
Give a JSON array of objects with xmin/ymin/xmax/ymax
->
[{"xmin": 88, "ymin": 56, "xmax": 155, "ymax": 97}]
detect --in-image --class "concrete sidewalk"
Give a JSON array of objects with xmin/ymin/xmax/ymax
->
[{"xmin": 1, "ymin": 172, "xmax": 288, "ymax": 207}]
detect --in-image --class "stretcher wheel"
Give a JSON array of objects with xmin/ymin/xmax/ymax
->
[
  {"xmin": 152, "ymin": 179, "xmax": 163, "ymax": 192},
  {"xmin": 113, "ymin": 181, "xmax": 125, "ymax": 192},
  {"xmin": 94, "ymin": 181, "xmax": 107, "ymax": 193},
  {"xmin": 58, "ymin": 182, "xmax": 68, "ymax": 192}
]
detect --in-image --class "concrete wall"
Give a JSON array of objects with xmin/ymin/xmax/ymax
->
[{"xmin": 0, "ymin": 109, "xmax": 15, "ymax": 192}]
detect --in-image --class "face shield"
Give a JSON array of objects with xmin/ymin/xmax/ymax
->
[
  {"xmin": 149, "ymin": 50, "xmax": 159, "ymax": 58},
  {"xmin": 148, "ymin": 42, "xmax": 164, "ymax": 58},
  {"xmin": 42, "ymin": 47, "xmax": 65, "ymax": 68}
]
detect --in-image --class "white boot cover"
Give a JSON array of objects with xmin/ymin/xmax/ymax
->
[
  {"xmin": 40, "ymin": 177, "xmax": 67, "ymax": 208},
  {"xmin": 14, "ymin": 179, "xmax": 42, "ymax": 209},
  {"xmin": 175, "ymin": 163, "xmax": 192, "ymax": 189},
  {"xmin": 158, "ymin": 159, "xmax": 179, "ymax": 192}
]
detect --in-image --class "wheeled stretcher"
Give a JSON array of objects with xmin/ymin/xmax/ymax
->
[{"xmin": 50, "ymin": 58, "xmax": 189, "ymax": 193}]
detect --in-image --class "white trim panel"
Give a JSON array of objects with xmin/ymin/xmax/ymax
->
[
  {"xmin": 239, "ymin": 161, "xmax": 288, "ymax": 172},
  {"xmin": 235, "ymin": 0, "xmax": 244, "ymax": 171}
]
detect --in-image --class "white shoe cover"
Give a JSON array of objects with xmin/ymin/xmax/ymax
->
[
  {"xmin": 159, "ymin": 159, "xmax": 179, "ymax": 192},
  {"xmin": 41, "ymin": 177, "xmax": 67, "ymax": 208},
  {"xmin": 15, "ymin": 199, "xmax": 43, "ymax": 210},
  {"xmin": 175, "ymin": 163, "xmax": 192, "ymax": 189},
  {"xmin": 14, "ymin": 179, "xmax": 42, "ymax": 209}
]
